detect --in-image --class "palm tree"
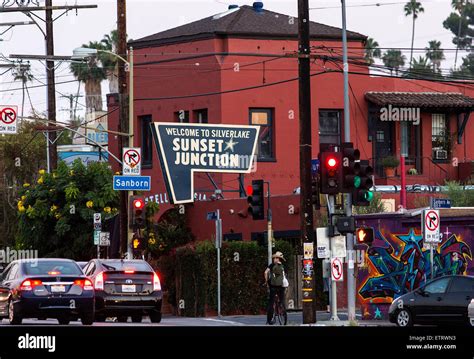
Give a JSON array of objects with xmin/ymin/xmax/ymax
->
[
  {"xmin": 404, "ymin": 0, "xmax": 425, "ymax": 68},
  {"xmin": 382, "ymin": 49, "xmax": 406, "ymax": 75},
  {"xmin": 100, "ymin": 30, "xmax": 119, "ymax": 93},
  {"xmin": 12, "ymin": 60, "xmax": 33, "ymax": 122},
  {"xmin": 365, "ymin": 37, "xmax": 382, "ymax": 65},
  {"xmin": 70, "ymin": 41, "xmax": 107, "ymax": 114},
  {"xmin": 404, "ymin": 56, "xmax": 435, "ymax": 78},
  {"xmin": 452, "ymin": 0, "xmax": 466, "ymax": 69},
  {"xmin": 425, "ymin": 40, "xmax": 445, "ymax": 73}
]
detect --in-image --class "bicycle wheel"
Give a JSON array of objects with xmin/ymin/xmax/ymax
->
[{"xmin": 276, "ymin": 306, "xmax": 287, "ymax": 326}]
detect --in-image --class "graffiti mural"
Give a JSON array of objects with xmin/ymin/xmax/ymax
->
[{"xmin": 358, "ymin": 228, "xmax": 472, "ymax": 304}]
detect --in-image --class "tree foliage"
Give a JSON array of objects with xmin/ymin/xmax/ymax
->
[{"xmin": 16, "ymin": 160, "xmax": 119, "ymax": 259}]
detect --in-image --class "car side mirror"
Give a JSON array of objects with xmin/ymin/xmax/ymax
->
[{"xmin": 417, "ymin": 288, "xmax": 427, "ymax": 296}]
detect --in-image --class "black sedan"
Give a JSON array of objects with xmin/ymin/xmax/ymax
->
[
  {"xmin": 389, "ymin": 275, "xmax": 474, "ymax": 327},
  {"xmin": 83, "ymin": 259, "xmax": 162, "ymax": 323},
  {"xmin": 0, "ymin": 259, "xmax": 95, "ymax": 325}
]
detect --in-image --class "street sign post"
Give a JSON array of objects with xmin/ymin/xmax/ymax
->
[
  {"xmin": 93, "ymin": 230, "xmax": 100, "ymax": 245},
  {"xmin": 123, "ymin": 147, "xmax": 141, "ymax": 176},
  {"xmin": 113, "ymin": 175, "xmax": 151, "ymax": 191},
  {"xmin": 99, "ymin": 232, "xmax": 110, "ymax": 246},
  {"xmin": 0, "ymin": 106, "xmax": 18, "ymax": 134},
  {"xmin": 431, "ymin": 198, "xmax": 451, "ymax": 209},
  {"xmin": 207, "ymin": 209, "xmax": 222, "ymax": 317},
  {"xmin": 331, "ymin": 257, "xmax": 344, "ymax": 282},
  {"xmin": 423, "ymin": 209, "xmax": 441, "ymax": 243},
  {"xmin": 423, "ymin": 209, "xmax": 441, "ymax": 279},
  {"xmin": 93, "ymin": 213, "xmax": 102, "ymax": 231}
]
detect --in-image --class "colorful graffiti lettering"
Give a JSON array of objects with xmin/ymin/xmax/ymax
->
[{"xmin": 358, "ymin": 228, "xmax": 472, "ymax": 302}]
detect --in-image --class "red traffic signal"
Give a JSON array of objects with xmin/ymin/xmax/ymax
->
[
  {"xmin": 356, "ymin": 227, "xmax": 374, "ymax": 245},
  {"xmin": 130, "ymin": 196, "xmax": 146, "ymax": 229},
  {"xmin": 133, "ymin": 198, "xmax": 145, "ymax": 209},
  {"xmin": 326, "ymin": 156, "xmax": 338, "ymax": 168}
]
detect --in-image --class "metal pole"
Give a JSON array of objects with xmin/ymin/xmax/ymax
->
[
  {"xmin": 400, "ymin": 155, "xmax": 406, "ymax": 209},
  {"xmin": 45, "ymin": 132, "xmax": 50, "ymax": 174},
  {"xmin": 341, "ymin": 0, "xmax": 356, "ymax": 322},
  {"xmin": 298, "ymin": 0, "xmax": 316, "ymax": 325},
  {"xmin": 126, "ymin": 47, "xmax": 134, "ymax": 259},
  {"xmin": 117, "ymin": 0, "xmax": 129, "ymax": 257},
  {"xmin": 430, "ymin": 244, "xmax": 434, "ymax": 279},
  {"xmin": 45, "ymin": 0, "xmax": 57, "ymax": 171},
  {"xmin": 216, "ymin": 209, "xmax": 222, "ymax": 317},
  {"xmin": 266, "ymin": 181, "xmax": 273, "ymax": 265},
  {"xmin": 328, "ymin": 195, "xmax": 340, "ymax": 321}
]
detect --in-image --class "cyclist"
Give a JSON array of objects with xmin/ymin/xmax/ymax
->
[{"xmin": 264, "ymin": 251, "xmax": 287, "ymax": 325}]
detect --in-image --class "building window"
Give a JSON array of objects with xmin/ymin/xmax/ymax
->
[
  {"xmin": 193, "ymin": 109, "xmax": 208, "ymax": 123},
  {"xmin": 140, "ymin": 115, "xmax": 153, "ymax": 168},
  {"xmin": 432, "ymin": 114, "xmax": 449, "ymax": 160},
  {"xmin": 319, "ymin": 110, "xmax": 341, "ymax": 145},
  {"xmin": 174, "ymin": 110, "xmax": 189, "ymax": 123},
  {"xmin": 249, "ymin": 108, "xmax": 274, "ymax": 161}
]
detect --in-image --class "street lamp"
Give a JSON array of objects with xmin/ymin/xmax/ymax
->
[{"xmin": 73, "ymin": 46, "xmax": 135, "ymax": 258}]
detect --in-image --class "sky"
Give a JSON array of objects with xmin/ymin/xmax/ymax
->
[{"xmin": 0, "ymin": 0, "xmax": 465, "ymax": 122}]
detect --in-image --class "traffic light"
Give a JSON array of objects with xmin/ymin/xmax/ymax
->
[
  {"xmin": 341, "ymin": 142, "xmax": 361, "ymax": 192},
  {"xmin": 132, "ymin": 234, "xmax": 145, "ymax": 250},
  {"xmin": 353, "ymin": 160, "xmax": 374, "ymax": 206},
  {"xmin": 356, "ymin": 227, "xmax": 374, "ymax": 246},
  {"xmin": 130, "ymin": 196, "xmax": 146, "ymax": 229},
  {"xmin": 320, "ymin": 151, "xmax": 342, "ymax": 194},
  {"xmin": 247, "ymin": 180, "xmax": 265, "ymax": 220}
]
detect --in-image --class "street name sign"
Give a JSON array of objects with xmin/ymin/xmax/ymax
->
[
  {"xmin": 0, "ymin": 106, "xmax": 18, "ymax": 134},
  {"xmin": 113, "ymin": 175, "xmax": 151, "ymax": 191},
  {"xmin": 123, "ymin": 147, "xmax": 141, "ymax": 176},
  {"xmin": 431, "ymin": 198, "xmax": 451, "ymax": 209},
  {"xmin": 151, "ymin": 123, "xmax": 259, "ymax": 204}
]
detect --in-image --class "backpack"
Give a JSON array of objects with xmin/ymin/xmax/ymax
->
[{"xmin": 270, "ymin": 263, "xmax": 285, "ymax": 287}]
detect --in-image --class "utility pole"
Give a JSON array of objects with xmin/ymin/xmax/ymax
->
[
  {"xmin": 61, "ymin": 94, "xmax": 83, "ymax": 123},
  {"xmin": 341, "ymin": 0, "xmax": 356, "ymax": 322},
  {"xmin": 298, "ymin": 0, "xmax": 316, "ymax": 324},
  {"xmin": 117, "ymin": 0, "xmax": 130, "ymax": 257},
  {"xmin": 1, "ymin": 2, "xmax": 97, "ymax": 172},
  {"xmin": 45, "ymin": 0, "xmax": 57, "ymax": 171}
]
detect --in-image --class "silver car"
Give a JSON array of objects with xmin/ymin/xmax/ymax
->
[{"xmin": 469, "ymin": 299, "xmax": 474, "ymax": 327}]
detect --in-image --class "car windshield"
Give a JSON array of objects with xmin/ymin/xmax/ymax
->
[
  {"xmin": 100, "ymin": 260, "xmax": 151, "ymax": 272},
  {"xmin": 23, "ymin": 261, "xmax": 82, "ymax": 276}
]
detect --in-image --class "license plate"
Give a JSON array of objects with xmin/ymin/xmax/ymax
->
[
  {"xmin": 50, "ymin": 285, "xmax": 66, "ymax": 293},
  {"xmin": 122, "ymin": 285, "xmax": 136, "ymax": 293}
]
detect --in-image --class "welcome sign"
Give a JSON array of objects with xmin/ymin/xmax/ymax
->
[{"xmin": 151, "ymin": 123, "xmax": 260, "ymax": 204}]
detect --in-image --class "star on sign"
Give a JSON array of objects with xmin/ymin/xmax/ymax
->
[{"xmin": 224, "ymin": 138, "xmax": 238, "ymax": 152}]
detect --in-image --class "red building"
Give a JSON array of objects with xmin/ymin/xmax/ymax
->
[{"xmin": 107, "ymin": 3, "xmax": 474, "ymax": 243}]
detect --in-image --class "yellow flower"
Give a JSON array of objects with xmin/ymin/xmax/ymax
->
[
  {"xmin": 39, "ymin": 169, "xmax": 45, "ymax": 175},
  {"xmin": 69, "ymin": 170, "xmax": 74, "ymax": 176},
  {"xmin": 86, "ymin": 200, "xmax": 94, "ymax": 209},
  {"xmin": 148, "ymin": 237, "xmax": 156, "ymax": 245},
  {"xmin": 21, "ymin": 195, "xmax": 26, "ymax": 201},
  {"xmin": 55, "ymin": 213, "xmax": 61, "ymax": 220},
  {"xmin": 37, "ymin": 177, "xmax": 44, "ymax": 185},
  {"xmin": 50, "ymin": 205, "xmax": 58, "ymax": 212},
  {"xmin": 17, "ymin": 200, "xmax": 23, "ymax": 208},
  {"xmin": 52, "ymin": 173, "xmax": 57, "ymax": 179},
  {"xmin": 103, "ymin": 206, "xmax": 111, "ymax": 214},
  {"xmin": 18, "ymin": 205, "xmax": 26, "ymax": 213},
  {"xmin": 111, "ymin": 208, "xmax": 118, "ymax": 213},
  {"xmin": 23, "ymin": 183, "xmax": 30, "ymax": 188}
]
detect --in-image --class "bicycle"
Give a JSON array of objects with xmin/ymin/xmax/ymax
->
[{"xmin": 271, "ymin": 290, "xmax": 287, "ymax": 326}]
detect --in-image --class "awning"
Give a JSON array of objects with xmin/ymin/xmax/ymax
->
[
  {"xmin": 365, "ymin": 91, "xmax": 474, "ymax": 143},
  {"xmin": 365, "ymin": 91, "xmax": 474, "ymax": 111}
]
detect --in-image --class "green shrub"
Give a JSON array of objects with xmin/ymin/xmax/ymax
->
[{"xmin": 157, "ymin": 240, "xmax": 296, "ymax": 316}]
